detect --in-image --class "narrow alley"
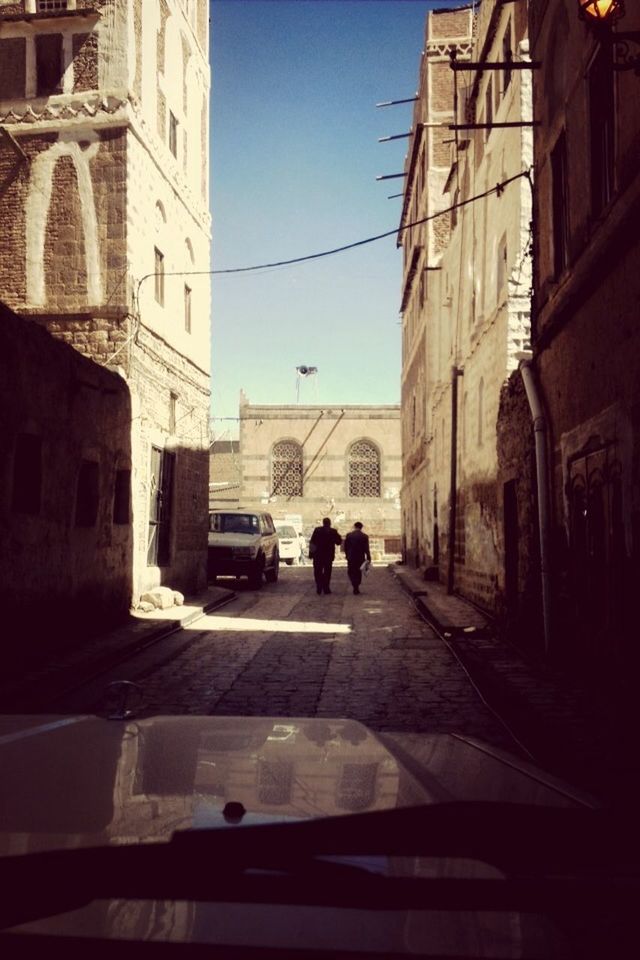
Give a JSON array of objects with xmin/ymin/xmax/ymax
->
[{"xmin": 54, "ymin": 567, "xmax": 516, "ymax": 754}]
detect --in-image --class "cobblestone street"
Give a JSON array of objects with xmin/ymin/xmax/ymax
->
[{"xmin": 62, "ymin": 567, "xmax": 518, "ymax": 753}]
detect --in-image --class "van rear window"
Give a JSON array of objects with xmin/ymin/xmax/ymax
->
[{"xmin": 210, "ymin": 513, "xmax": 259, "ymax": 534}]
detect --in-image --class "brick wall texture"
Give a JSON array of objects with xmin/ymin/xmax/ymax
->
[
  {"xmin": 0, "ymin": 0, "xmax": 212, "ymax": 606},
  {"xmin": 72, "ymin": 32, "xmax": 99, "ymax": 92}
]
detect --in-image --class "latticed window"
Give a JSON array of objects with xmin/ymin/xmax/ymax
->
[
  {"xmin": 271, "ymin": 441, "xmax": 303, "ymax": 497},
  {"xmin": 348, "ymin": 441, "xmax": 381, "ymax": 498}
]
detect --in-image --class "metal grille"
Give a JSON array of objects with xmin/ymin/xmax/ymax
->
[
  {"xmin": 336, "ymin": 763, "xmax": 378, "ymax": 811},
  {"xmin": 348, "ymin": 441, "xmax": 380, "ymax": 498},
  {"xmin": 38, "ymin": 0, "xmax": 69, "ymax": 10},
  {"xmin": 272, "ymin": 441, "xmax": 303, "ymax": 497}
]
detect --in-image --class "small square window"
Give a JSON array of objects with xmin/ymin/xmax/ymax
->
[
  {"xmin": 154, "ymin": 247, "xmax": 164, "ymax": 305},
  {"xmin": 37, "ymin": 1, "xmax": 70, "ymax": 11}
]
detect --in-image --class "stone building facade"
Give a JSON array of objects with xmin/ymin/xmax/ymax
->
[
  {"xmin": 238, "ymin": 394, "xmax": 402, "ymax": 557},
  {"xmin": 399, "ymin": 5, "xmax": 473, "ymax": 572},
  {"xmin": 399, "ymin": 1, "xmax": 533, "ymax": 612},
  {"xmin": 0, "ymin": 0, "xmax": 211, "ymax": 603},
  {"xmin": 209, "ymin": 438, "xmax": 240, "ymax": 509},
  {"xmin": 0, "ymin": 300, "xmax": 133, "ymax": 655},
  {"xmin": 495, "ymin": 0, "xmax": 640, "ymax": 665}
]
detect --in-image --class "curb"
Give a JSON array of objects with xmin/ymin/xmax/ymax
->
[{"xmin": 0, "ymin": 588, "xmax": 236, "ymax": 713}]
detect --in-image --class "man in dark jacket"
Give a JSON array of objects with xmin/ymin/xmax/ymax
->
[
  {"xmin": 343, "ymin": 521, "xmax": 371, "ymax": 595},
  {"xmin": 309, "ymin": 517, "xmax": 342, "ymax": 595}
]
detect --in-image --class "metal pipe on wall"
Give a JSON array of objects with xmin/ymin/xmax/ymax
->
[
  {"xmin": 520, "ymin": 359, "xmax": 552, "ymax": 656},
  {"xmin": 447, "ymin": 366, "xmax": 462, "ymax": 594}
]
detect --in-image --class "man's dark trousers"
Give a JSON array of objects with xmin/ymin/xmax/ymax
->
[
  {"xmin": 347, "ymin": 561, "xmax": 362, "ymax": 591},
  {"xmin": 313, "ymin": 558, "xmax": 333, "ymax": 593}
]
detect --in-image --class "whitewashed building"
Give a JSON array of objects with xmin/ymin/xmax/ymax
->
[{"xmin": 0, "ymin": 0, "xmax": 211, "ymax": 601}]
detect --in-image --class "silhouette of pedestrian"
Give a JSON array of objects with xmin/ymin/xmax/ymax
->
[
  {"xmin": 309, "ymin": 517, "xmax": 342, "ymax": 595},
  {"xmin": 344, "ymin": 521, "xmax": 371, "ymax": 595}
]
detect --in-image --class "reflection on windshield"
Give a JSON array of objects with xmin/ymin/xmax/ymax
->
[{"xmin": 210, "ymin": 513, "xmax": 259, "ymax": 534}]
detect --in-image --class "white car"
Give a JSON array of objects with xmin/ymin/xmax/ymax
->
[
  {"xmin": 208, "ymin": 510, "xmax": 279, "ymax": 587},
  {"xmin": 275, "ymin": 523, "xmax": 302, "ymax": 565}
]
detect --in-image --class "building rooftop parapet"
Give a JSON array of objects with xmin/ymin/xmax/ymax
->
[{"xmin": 0, "ymin": 6, "xmax": 99, "ymax": 24}]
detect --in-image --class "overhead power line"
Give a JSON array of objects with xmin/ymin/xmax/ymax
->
[
  {"xmin": 135, "ymin": 169, "xmax": 531, "ymax": 297},
  {"xmin": 212, "ymin": 169, "xmax": 531, "ymax": 275}
]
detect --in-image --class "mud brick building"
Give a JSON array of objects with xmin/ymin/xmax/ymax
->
[
  {"xmin": 0, "ymin": 0, "xmax": 211, "ymax": 604},
  {"xmin": 209, "ymin": 438, "xmax": 241, "ymax": 509},
  {"xmin": 495, "ymin": 0, "xmax": 640, "ymax": 665},
  {"xmin": 0, "ymin": 300, "xmax": 132, "ymax": 653},
  {"xmin": 238, "ymin": 394, "xmax": 402, "ymax": 558},
  {"xmin": 399, "ymin": 1, "xmax": 533, "ymax": 612}
]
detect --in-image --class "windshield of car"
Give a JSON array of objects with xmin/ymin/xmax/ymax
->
[
  {"xmin": 209, "ymin": 513, "xmax": 260, "ymax": 534},
  {"xmin": 276, "ymin": 526, "xmax": 297, "ymax": 538}
]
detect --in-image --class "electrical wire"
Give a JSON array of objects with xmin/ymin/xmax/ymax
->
[
  {"xmin": 134, "ymin": 169, "xmax": 531, "ymax": 299},
  {"xmin": 213, "ymin": 169, "xmax": 530, "ymax": 275}
]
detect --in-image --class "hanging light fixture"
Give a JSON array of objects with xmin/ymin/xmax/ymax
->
[
  {"xmin": 578, "ymin": 0, "xmax": 625, "ymax": 22},
  {"xmin": 578, "ymin": 0, "xmax": 640, "ymax": 71}
]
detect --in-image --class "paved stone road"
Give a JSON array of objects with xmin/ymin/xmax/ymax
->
[{"xmin": 68, "ymin": 568, "xmax": 518, "ymax": 750}]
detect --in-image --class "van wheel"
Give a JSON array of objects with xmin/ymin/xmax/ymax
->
[
  {"xmin": 248, "ymin": 555, "xmax": 265, "ymax": 589},
  {"xmin": 265, "ymin": 554, "xmax": 279, "ymax": 584}
]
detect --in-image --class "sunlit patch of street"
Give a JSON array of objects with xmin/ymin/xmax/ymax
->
[
  {"xmin": 184, "ymin": 615, "xmax": 352, "ymax": 635},
  {"xmin": 50, "ymin": 567, "xmax": 516, "ymax": 754}
]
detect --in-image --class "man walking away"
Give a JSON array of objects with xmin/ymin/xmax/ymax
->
[
  {"xmin": 344, "ymin": 522, "xmax": 371, "ymax": 595},
  {"xmin": 309, "ymin": 517, "xmax": 342, "ymax": 595}
]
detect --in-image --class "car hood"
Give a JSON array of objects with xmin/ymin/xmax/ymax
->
[
  {"xmin": 0, "ymin": 714, "xmax": 587, "ymax": 856},
  {"xmin": 207, "ymin": 531, "xmax": 260, "ymax": 547},
  {"xmin": 0, "ymin": 715, "xmax": 595, "ymax": 956}
]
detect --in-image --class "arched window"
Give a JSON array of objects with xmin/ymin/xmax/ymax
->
[
  {"xmin": 271, "ymin": 440, "xmax": 303, "ymax": 497},
  {"xmin": 348, "ymin": 440, "xmax": 381, "ymax": 498}
]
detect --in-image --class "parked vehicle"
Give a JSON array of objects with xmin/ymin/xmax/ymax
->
[
  {"xmin": 275, "ymin": 522, "xmax": 303, "ymax": 564},
  {"xmin": 208, "ymin": 509, "xmax": 279, "ymax": 588},
  {"xmin": 1, "ymin": 712, "xmax": 633, "ymax": 958}
]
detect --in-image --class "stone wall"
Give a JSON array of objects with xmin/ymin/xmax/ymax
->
[
  {"xmin": 0, "ymin": 302, "xmax": 133, "ymax": 657},
  {"xmin": 496, "ymin": 369, "xmax": 541, "ymax": 652},
  {"xmin": 0, "ymin": 126, "xmax": 128, "ymax": 315},
  {"xmin": 400, "ymin": 0, "xmax": 533, "ymax": 613},
  {"xmin": 527, "ymin": 0, "xmax": 640, "ymax": 668}
]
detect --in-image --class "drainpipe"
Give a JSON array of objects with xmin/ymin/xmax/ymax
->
[
  {"xmin": 447, "ymin": 366, "xmax": 462, "ymax": 594},
  {"xmin": 519, "ymin": 359, "xmax": 552, "ymax": 656}
]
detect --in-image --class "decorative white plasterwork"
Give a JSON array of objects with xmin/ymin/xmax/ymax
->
[{"xmin": 25, "ymin": 128, "xmax": 102, "ymax": 307}]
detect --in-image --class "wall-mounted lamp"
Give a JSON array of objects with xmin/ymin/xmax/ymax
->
[
  {"xmin": 578, "ymin": 0, "xmax": 640, "ymax": 72},
  {"xmin": 578, "ymin": 0, "xmax": 625, "ymax": 22}
]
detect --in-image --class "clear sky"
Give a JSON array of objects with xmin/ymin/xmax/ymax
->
[{"xmin": 209, "ymin": 0, "xmax": 457, "ymax": 434}]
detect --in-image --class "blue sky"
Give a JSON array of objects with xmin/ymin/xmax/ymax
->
[{"xmin": 210, "ymin": 0, "xmax": 456, "ymax": 433}]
